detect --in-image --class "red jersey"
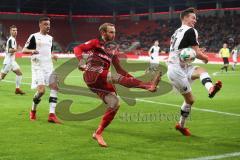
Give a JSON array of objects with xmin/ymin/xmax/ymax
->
[{"xmin": 74, "ymin": 38, "xmax": 131, "ymax": 78}]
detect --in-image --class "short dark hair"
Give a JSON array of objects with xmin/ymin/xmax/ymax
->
[
  {"xmin": 180, "ymin": 7, "xmax": 197, "ymax": 20},
  {"xmin": 9, "ymin": 25, "xmax": 17, "ymax": 30},
  {"xmin": 99, "ymin": 23, "xmax": 115, "ymax": 33},
  {"xmin": 39, "ymin": 17, "xmax": 50, "ymax": 23}
]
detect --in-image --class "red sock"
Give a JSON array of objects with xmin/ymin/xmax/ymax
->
[
  {"xmin": 118, "ymin": 76, "xmax": 150, "ymax": 89},
  {"xmin": 96, "ymin": 108, "xmax": 119, "ymax": 135}
]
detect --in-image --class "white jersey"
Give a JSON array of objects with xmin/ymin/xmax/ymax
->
[
  {"xmin": 168, "ymin": 25, "xmax": 199, "ymax": 65},
  {"xmin": 149, "ymin": 46, "xmax": 160, "ymax": 63},
  {"xmin": 3, "ymin": 36, "xmax": 17, "ymax": 64},
  {"xmin": 167, "ymin": 25, "xmax": 199, "ymax": 94},
  {"xmin": 24, "ymin": 32, "xmax": 53, "ymax": 68},
  {"xmin": 232, "ymin": 49, "xmax": 239, "ymax": 62}
]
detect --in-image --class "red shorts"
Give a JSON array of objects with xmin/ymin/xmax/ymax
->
[{"xmin": 83, "ymin": 70, "xmax": 116, "ymax": 101}]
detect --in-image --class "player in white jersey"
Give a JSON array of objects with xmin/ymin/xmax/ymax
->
[
  {"xmin": 146, "ymin": 40, "xmax": 160, "ymax": 74},
  {"xmin": 0, "ymin": 25, "xmax": 25, "ymax": 95},
  {"xmin": 167, "ymin": 8, "xmax": 222, "ymax": 136},
  {"xmin": 231, "ymin": 46, "xmax": 239, "ymax": 70},
  {"xmin": 22, "ymin": 17, "xmax": 60, "ymax": 124}
]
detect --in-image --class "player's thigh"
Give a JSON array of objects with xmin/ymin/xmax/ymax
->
[
  {"xmin": 1, "ymin": 63, "xmax": 13, "ymax": 74},
  {"xmin": 48, "ymin": 71, "xmax": 58, "ymax": 90},
  {"xmin": 232, "ymin": 55, "xmax": 237, "ymax": 63},
  {"xmin": 167, "ymin": 66, "xmax": 192, "ymax": 94},
  {"xmin": 31, "ymin": 68, "xmax": 45, "ymax": 89},
  {"xmin": 223, "ymin": 58, "xmax": 229, "ymax": 65},
  {"xmin": 188, "ymin": 66, "xmax": 206, "ymax": 81},
  {"xmin": 12, "ymin": 61, "xmax": 22, "ymax": 75}
]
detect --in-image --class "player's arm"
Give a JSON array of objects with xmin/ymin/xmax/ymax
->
[
  {"xmin": 218, "ymin": 48, "xmax": 222, "ymax": 58},
  {"xmin": 73, "ymin": 39, "xmax": 97, "ymax": 71},
  {"xmin": 51, "ymin": 39, "xmax": 58, "ymax": 61},
  {"xmin": 74, "ymin": 39, "xmax": 97, "ymax": 61},
  {"xmin": 192, "ymin": 45, "xmax": 208, "ymax": 63},
  {"xmin": 22, "ymin": 35, "xmax": 38, "ymax": 54},
  {"xmin": 7, "ymin": 39, "xmax": 17, "ymax": 54},
  {"xmin": 112, "ymin": 55, "xmax": 133, "ymax": 77},
  {"xmin": 185, "ymin": 28, "xmax": 208, "ymax": 63},
  {"xmin": 148, "ymin": 47, "xmax": 153, "ymax": 56}
]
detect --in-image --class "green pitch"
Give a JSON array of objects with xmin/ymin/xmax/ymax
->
[{"xmin": 0, "ymin": 58, "xmax": 239, "ymax": 160}]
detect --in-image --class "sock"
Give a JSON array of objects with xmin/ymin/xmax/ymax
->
[
  {"xmin": 96, "ymin": 107, "xmax": 119, "ymax": 135},
  {"xmin": 16, "ymin": 75, "xmax": 22, "ymax": 89},
  {"xmin": 200, "ymin": 72, "xmax": 213, "ymax": 91},
  {"xmin": 49, "ymin": 90, "xmax": 58, "ymax": 114},
  {"xmin": 179, "ymin": 102, "xmax": 191, "ymax": 128},
  {"xmin": 32, "ymin": 92, "xmax": 43, "ymax": 111}
]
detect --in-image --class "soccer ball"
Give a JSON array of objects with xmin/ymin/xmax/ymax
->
[{"xmin": 179, "ymin": 47, "xmax": 196, "ymax": 63}]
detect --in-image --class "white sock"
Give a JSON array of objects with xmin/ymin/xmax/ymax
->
[
  {"xmin": 49, "ymin": 90, "xmax": 58, "ymax": 114},
  {"xmin": 200, "ymin": 72, "xmax": 213, "ymax": 91},
  {"xmin": 16, "ymin": 75, "xmax": 22, "ymax": 88},
  {"xmin": 179, "ymin": 102, "xmax": 191, "ymax": 128},
  {"xmin": 32, "ymin": 102, "xmax": 37, "ymax": 111}
]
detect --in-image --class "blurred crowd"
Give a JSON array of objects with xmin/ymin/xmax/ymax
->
[
  {"xmin": 0, "ymin": 11, "xmax": 239, "ymax": 54},
  {"xmin": 117, "ymin": 11, "xmax": 240, "ymax": 53}
]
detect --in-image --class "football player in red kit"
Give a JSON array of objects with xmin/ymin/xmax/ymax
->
[{"xmin": 74, "ymin": 23, "xmax": 161, "ymax": 147}]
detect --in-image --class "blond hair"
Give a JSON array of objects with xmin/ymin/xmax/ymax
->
[{"xmin": 99, "ymin": 23, "xmax": 115, "ymax": 33}]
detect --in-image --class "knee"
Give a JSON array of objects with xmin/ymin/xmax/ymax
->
[
  {"xmin": 17, "ymin": 71, "xmax": 22, "ymax": 76},
  {"xmin": 105, "ymin": 94, "xmax": 120, "ymax": 108},
  {"xmin": 186, "ymin": 98, "xmax": 194, "ymax": 105},
  {"xmin": 50, "ymin": 83, "xmax": 58, "ymax": 91},
  {"xmin": 111, "ymin": 96, "xmax": 120, "ymax": 108},
  {"xmin": 38, "ymin": 87, "xmax": 45, "ymax": 95}
]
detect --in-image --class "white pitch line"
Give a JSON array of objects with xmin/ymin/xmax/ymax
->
[
  {"xmin": 134, "ymin": 98, "xmax": 240, "ymax": 117},
  {"xmin": 23, "ymin": 75, "xmax": 83, "ymax": 79},
  {"xmin": 185, "ymin": 152, "xmax": 240, "ymax": 160},
  {"xmin": 2, "ymin": 79, "xmax": 240, "ymax": 117},
  {"xmin": 212, "ymin": 71, "xmax": 240, "ymax": 76}
]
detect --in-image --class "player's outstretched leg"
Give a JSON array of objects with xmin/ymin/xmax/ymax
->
[
  {"xmin": 92, "ymin": 93, "xmax": 119, "ymax": 147},
  {"xmin": 113, "ymin": 71, "xmax": 161, "ymax": 92}
]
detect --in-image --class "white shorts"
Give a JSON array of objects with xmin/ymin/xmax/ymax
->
[
  {"xmin": 232, "ymin": 53, "xmax": 238, "ymax": 63},
  {"xmin": 167, "ymin": 64, "xmax": 198, "ymax": 94},
  {"xmin": 1, "ymin": 61, "xmax": 20, "ymax": 74},
  {"xmin": 31, "ymin": 65, "xmax": 57, "ymax": 89}
]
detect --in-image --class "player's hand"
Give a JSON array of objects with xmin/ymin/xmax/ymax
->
[
  {"xmin": 52, "ymin": 54, "xmax": 58, "ymax": 61},
  {"xmin": 32, "ymin": 50, "xmax": 39, "ymax": 55}
]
